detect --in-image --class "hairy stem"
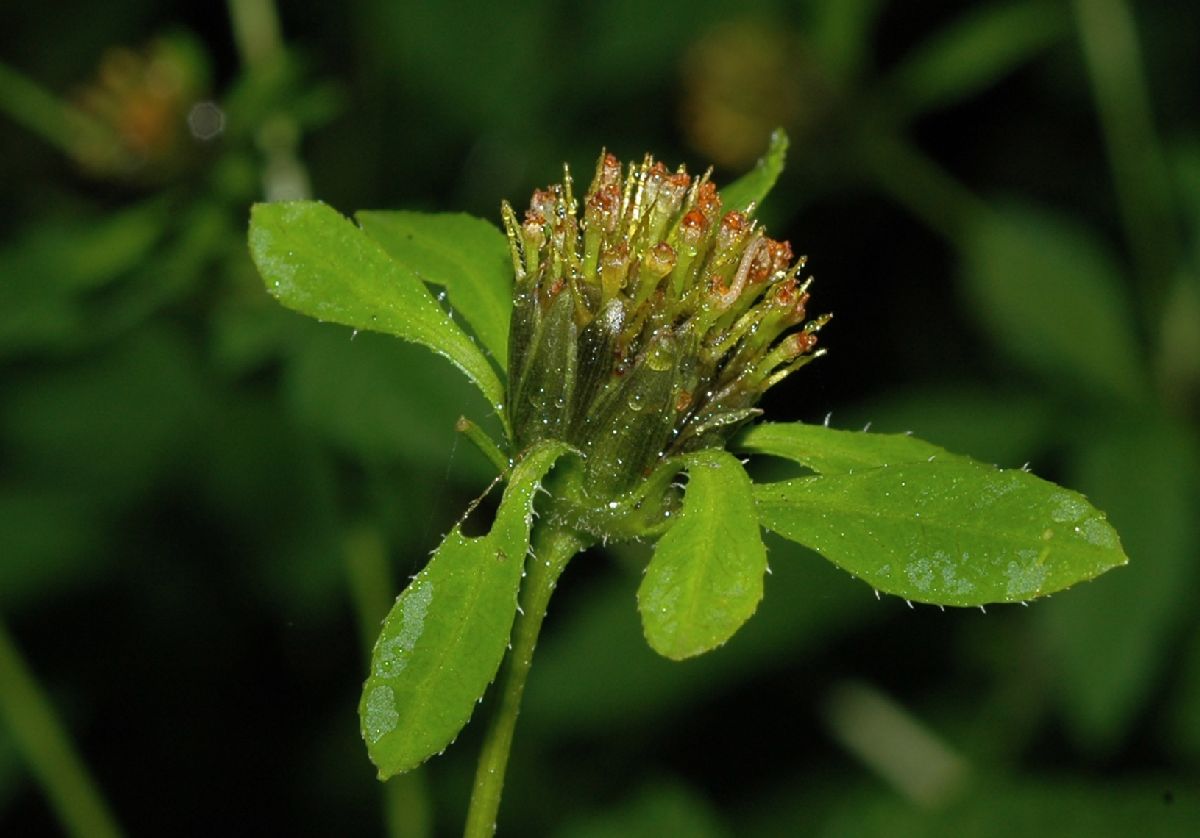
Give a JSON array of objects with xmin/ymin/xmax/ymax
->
[
  {"xmin": 0, "ymin": 616, "xmax": 124, "ymax": 838},
  {"xmin": 463, "ymin": 524, "xmax": 587, "ymax": 837}
]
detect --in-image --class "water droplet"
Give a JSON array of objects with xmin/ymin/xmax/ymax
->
[
  {"xmin": 626, "ymin": 393, "xmax": 645, "ymax": 411},
  {"xmin": 607, "ymin": 501, "xmax": 619, "ymax": 509}
]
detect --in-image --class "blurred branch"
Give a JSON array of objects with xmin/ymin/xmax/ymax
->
[
  {"xmin": 343, "ymin": 527, "xmax": 433, "ymax": 838},
  {"xmin": 0, "ymin": 60, "xmax": 117, "ymax": 157},
  {"xmin": 1073, "ymin": 0, "xmax": 1180, "ymax": 298},
  {"xmin": 0, "ymin": 617, "xmax": 124, "ymax": 838},
  {"xmin": 226, "ymin": 0, "xmax": 311, "ymax": 200}
]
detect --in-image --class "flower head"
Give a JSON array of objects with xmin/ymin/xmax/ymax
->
[{"xmin": 504, "ymin": 151, "xmax": 829, "ymax": 497}]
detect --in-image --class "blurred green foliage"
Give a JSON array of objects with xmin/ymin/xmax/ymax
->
[{"xmin": 1, "ymin": 0, "xmax": 1197, "ymax": 835}]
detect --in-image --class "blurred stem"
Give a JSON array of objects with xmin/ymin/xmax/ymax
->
[
  {"xmin": 858, "ymin": 133, "xmax": 990, "ymax": 246},
  {"xmin": 0, "ymin": 60, "xmax": 114, "ymax": 156},
  {"xmin": 1074, "ymin": 0, "xmax": 1179, "ymax": 299},
  {"xmin": 344, "ymin": 527, "xmax": 432, "ymax": 838},
  {"xmin": 464, "ymin": 525, "xmax": 587, "ymax": 838},
  {"xmin": 0, "ymin": 616, "xmax": 124, "ymax": 838},
  {"xmin": 226, "ymin": 0, "xmax": 311, "ymax": 200}
]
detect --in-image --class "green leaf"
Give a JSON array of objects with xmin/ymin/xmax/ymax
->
[
  {"xmin": 359, "ymin": 440, "xmax": 571, "ymax": 777},
  {"xmin": 1037, "ymin": 418, "xmax": 1199, "ymax": 751},
  {"xmin": 959, "ymin": 203, "xmax": 1144, "ymax": 399},
  {"xmin": 736, "ymin": 421, "xmax": 971, "ymax": 474},
  {"xmin": 884, "ymin": 0, "xmax": 1069, "ymax": 119},
  {"xmin": 356, "ymin": 210, "xmax": 512, "ymax": 367},
  {"xmin": 638, "ymin": 449, "xmax": 767, "ymax": 660},
  {"xmin": 248, "ymin": 201, "xmax": 506, "ymax": 424},
  {"xmin": 719, "ymin": 129, "xmax": 789, "ymax": 214},
  {"xmin": 753, "ymin": 433, "xmax": 1128, "ymax": 606}
]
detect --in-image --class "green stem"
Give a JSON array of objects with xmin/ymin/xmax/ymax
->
[
  {"xmin": 226, "ymin": 0, "xmax": 311, "ymax": 200},
  {"xmin": 343, "ymin": 526, "xmax": 433, "ymax": 838},
  {"xmin": 456, "ymin": 417, "xmax": 511, "ymax": 475},
  {"xmin": 0, "ymin": 616, "xmax": 124, "ymax": 838},
  {"xmin": 463, "ymin": 525, "xmax": 587, "ymax": 837},
  {"xmin": 1073, "ymin": 0, "xmax": 1179, "ymax": 298}
]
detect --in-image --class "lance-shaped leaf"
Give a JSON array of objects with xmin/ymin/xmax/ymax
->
[
  {"xmin": 755, "ymin": 456, "xmax": 1128, "ymax": 607},
  {"xmin": 719, "ymin": 128, "xmax": 789, "ymax": 214},
  {"xmin": 357, "ymin": 210, "xmax": 512, "ymax": 367},
  {"xmin": 359, "ymin": 440, "xmax": 571, "ymax": 777},
  {"xmin": 737, "ymin": 421, "xmax": 971, "ymax": 474},
  {"xmin": 249, "ymin": 201, "xmax": 506, "ymax": 423},
  {"xmin": 638, "ymin": 449, "xmax": 767, "ymax": 659}
]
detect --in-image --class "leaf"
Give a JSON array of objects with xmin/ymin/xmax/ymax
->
[
  {"xmin": 359, "ymin": 440, "xmax": 571, "ymax": 777},
  {"xmin": 638, "ymin": 449, "xmax": 767, "ymax": 660},
  {"xmin": 959, "ymin": 203, "xmax": 1144, "ymax": 399},
  {"xmin": 736, "ymin": 421, "xmax": 973, "ymax": 475},
  {"xmin": 754, "ymin": 454, "xmax": 1128, "ymax": 607},
  {"xmin": 719, "ymin": 129, "xmax": 789, "ymax": 214},
  {"xmin": 1037, "ymin": 418, "xmax": 1199, "ymax": 751},
  {"xmin": 248, "ymin": 201, "xmax": 506, "ymax": 423},
  {"xmin": 884, "ymin": 0, "xmax": 1069, "ymax": 118},
  {"xmin": 357, "ymin": 210, "xmax": 512, "ymax": 366}
]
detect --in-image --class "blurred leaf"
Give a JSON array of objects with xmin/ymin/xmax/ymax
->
[
  {"xmin": 0, "ymin": 327, "xmax": 204, "ymax": 504},
  {"xmin": 1038, "ymin": 417, "xmax": 1200, "ymax": 751},
  {"xmin": 719, "ymin": 128, "xmax": 789, "ymax": 214},
  {"xmin": 1167, "ymin": 623, "xmax": 1200, "ymax": 763},
  {"xmin": 248, "ymin": 201, "xmax": 506, "ymax": 422},
  {"xmin": 959, "ymin": 203, "xmax": 1144, "ymax": 399},
  {"xmin": 638, "ymin": 450, "xmax": 766, "ymax": 660},
  {"xmin": 754, "ymin": 428, "xmax": 1128, "ymax": 605},
  {"xmin": 284, "ymin": 326, "xmax": 495, "ymax": 482},
  {"xmin": 557, "ymin": 780, "xmax": 729, "ymax": 838},
  {"xmin": 884, "ymin": 0, "xmax": 1070, "ymax": 118},
  {"xmin": 360, "ymin": 441, "xmax": 570, "ymax": 778},
  {"xmin": 0, "ymin": 200, "xmax": 168, "ymax": 354},
  {"xmin": 737, "ymin": 421, "xmax": 970, "ymax": 473},
  {"xmin": 357, "ymin": 210, "xmax": 511, "ymax": 366}
]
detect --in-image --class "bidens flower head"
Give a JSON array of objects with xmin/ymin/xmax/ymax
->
[{"xmin": 504, "ymin": 151, "xmax": 829, "ymax": 497}]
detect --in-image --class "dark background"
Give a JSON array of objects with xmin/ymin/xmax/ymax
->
[{"xmin": 2, "ymin": 0, "xmax": 1199, "ymax": 835}]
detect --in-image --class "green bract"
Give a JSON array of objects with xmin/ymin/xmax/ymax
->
[{"xmin": 246, "ymin": 131, "xmax": 1128, "ymax": 787}]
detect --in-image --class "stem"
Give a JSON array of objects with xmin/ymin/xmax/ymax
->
[
  {"xmin": 463, "ymin": 525, "xmax": 587, "ymax": 837},
  {"xmin": 343, "ymin": 526, "xmax": 433, "ymax": 838},
  {"xmin": 1074, "ymin": 0, "xmax": 1179, "ymax": 298},
  {"xmin": 0, "ymin": 616, "xmax": 124, "ymax": 838},
  {"xmin": 456, "ymin": 417, "xmax": 511, "ymax": 475},
  {"xmin": 226, "ymin": 0, "xmax": 311, "ymax": 200}
]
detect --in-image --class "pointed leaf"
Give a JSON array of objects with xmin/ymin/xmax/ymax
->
[
  {"xmin": 359, "ymin": 440, "xmax": 571, "ymax": 777},
  {"xmin": 248, "ymin": 201, "xmax": 506, "ymax": 420},
  {"xmin": 719, "ymin": 129, "xmax": 789, "ymax": 214},
  {"xmin": 638, "ymin": 449, "xmax": 766, "ymax": 660},
  {"xmin": 755, "ymin": 458, "xmax": 1128, "ymax": 607},
  {"xmin": 736, "ymin": 421, "xmax": 970, "ymax": 474},
  {"xmin": 357, "ymin": 210, "xmax": 512, "ymax": 366}
]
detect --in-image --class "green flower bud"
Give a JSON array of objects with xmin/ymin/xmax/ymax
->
[{"xmin": 504, "ymin": 151, "xmax": 829, "ymax": 515}]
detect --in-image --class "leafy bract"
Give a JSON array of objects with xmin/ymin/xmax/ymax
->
[
  {"xmin": 357, "ymin": 210, "xmax": 512, "ymax": 366},
  {"xmin": 719, "ymin": 129, "xmax": 789, "ymax": 214},
  {"xmin": 737, "ymin": 421, "xmax": 970, "ymax": 474},
  {"xmin": 638, "ymin": 449, "xmax": 766, "ymax": 659},
  {"xmin": 359, "ymin": 440, "xmax": 570, "ymax": 777},
  {"xmin": 750, "ymin": 422, "xmax": 1128, "ymax": 606},
  {"xmin": 248, "ymin": 201, "xmax": 506, "ymax": 424}
]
